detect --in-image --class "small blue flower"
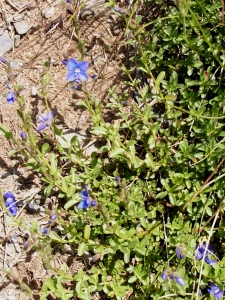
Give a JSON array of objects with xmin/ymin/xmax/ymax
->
[
  {"xmin": 175, "ymin": 247, "xmax": 185, "ymax": 259},
  {"xmin": 114, "ymin": 7, "xmax": 125, "ymax": 14},
  {"xmin": 91, "ymin": 200, "xmax": 97, "ymax": 207},
  {"xmin": 62, "ymin": 59, "xmax": 68, "ymax": 65},
  {"xmin": 195, "ymin": 244, "xmax": 217, "ymax": 265},
  {"xmin": 162, "ymin": 273, "xmax": 167, "ymax": 280},
  {"xmin": 4, "ymin": 192, "xmax": 17, "ymax": 216},
  {"xmin": 205, "ymin": 257, "xmax": 217, "ymax": 265},
  {"xmin": 6, "ymin": 91, "xmax": 16, "ymax": 104},
  {"xmin": 20, "ymin": 132, "xmax": 27, "ymax": 139},
  {"xmin": 51, "ymin": 214, "xmax": 57, "ymax": 220},
  {"xmin": 37, "ymin": 111, "xmax": 54, "ymax": 131},
  {"xmin": 175, "ymin": 276, "xmax": 185, "ymax": 286},
  {"xmin": 43, "ymin": 228, "xmax": 48, "ymax": 235},
  {"xmin": 0, "ymin": 57, "xmax": 7, "ymax": 63},
  {"xmin": 208, "ymin": 283, "xmax": 223, "ymax": 299},
  {"xmin": 90, "ymin": 75, "xmax": 97, "ymax": 79},
  {"xmin": 66, "ymin": 58, "xmax": 89, "ymax": 82},
  {"xmin": 77, "ymin": 186, "xmax": 91, "ymax": 209},
  {"xmin": 99, "ymin": 32, "xmax": 104, "ymax": 37},
  {"xmin": 67, "ymin": 0, "xmax": 72, "ymax": 2}
]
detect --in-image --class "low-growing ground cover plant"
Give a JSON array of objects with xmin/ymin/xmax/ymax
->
[{"xmin": 1, "ymin": 0, "xmax": 225, "ymax": 299}]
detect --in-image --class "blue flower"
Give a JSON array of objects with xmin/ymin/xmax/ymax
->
[
  {"xmin": 99, "ymin": 32, "xmax": 104, "ymax": 37},
  {"xmin": 66, "ymin": 58, "xmax": 89, "ymax": 82},
  {"xmin": 208, "ymin": 283, "xmax": 223, "ymax": 299},
  {"xmin": 4, "ymin": 192, "xmax": 17, "ymax": 216},
  {"xmin": 51, "ymin": 214, "xmax": 57, "ymax": 220},
  {"xmin": 175, "ymin": 276, "xmax": 185, "ymax": 286},
  {"xmin": 114, "ymin": 7, "xmax": 125, "ymax": 14},
  {"xmin": 175, "ymin": 247, "xmax": 185, "ymax": 259},
  {"xmin": 0, "ymin": 57, "xmax": 7, "ymax": 63},
  {"xmin": 20, "ymin": 132, "xmax": 27, "ymax": 139},
  {"xmin": 90, "ymin": 75, "xmax": 97, "ymax": 79},
  {"xmin": 77, "ymin": 186, "xmax": 96, "ymax": 209},
  {"xmin": 37, "ymin": 111, "xmax": 54, "ymax": 131},
  {"xmin": 195, "ymin": 244, "xmax": 217, "ymax": 265},
  {"xmin": 161, "ymin": 271, "xmax": 185, "ymax": 286},
  {"xmin": 43, "ymin": 228, "xmax": 48, "ymax": 235},
  {"xmin": 6, "ymin": 91, "xmax": 16, "ymax": 104}
]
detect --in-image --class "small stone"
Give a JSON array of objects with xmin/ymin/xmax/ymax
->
[
  {"xmin": 10, "ymin": 61, "xmax": 19, "ymax": 70},
  {"xmin": 63, "ymin": 244, "xmax": 74, "ymax": 254},
  {"xmin": 0, "ymin": 31, "xmax": 13, "ymax": 56},
  {"xmin": 13, "ymin": 14, "xmax": 24, "ymax": 22},
  {"xmin": 6, "ymin": 243, "xmax": 16, "ymax": 256},
  {"xmin": 14, "ymin": 242, "xmax": 21, "ymax": 253},
  {"xmin": 26, "ymin": 200, "xmax": 40, "ymax": 212},
  {"xmin": 113, "ymin": 26, "xmax": 120, "ymax": 35},
  {"xmin": 7, "ymin": 82, "xmax": 13, "ymax": 89},
  {"xmin": 14, "ymin": 20, "xmax": 29, "ymax": 35},
  {"xmin": 31, "ymin": 86, "xmax": 38, "ymax": 96},
  {"xmin": 43, "ymin": 7, "xmax": 55, "ymax": 18},
  {"xmin": 14, "ymin": 34, "xmax": 20, "ymax": 47}
]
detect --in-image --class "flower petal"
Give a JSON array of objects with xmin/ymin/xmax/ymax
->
[
  {"xmin": 78, "ymin": 71, "xmax": 88, "ymax": 82},
  {"xmin": 77, "ymin": 200, "xmax": 89, "ymax": 209},
  {"xmin": 66, "ymin": 71, "xmax": 76, "ymax": 82},
  {"xmin": 78, "ymin": 61, "xmax": 89, "ymax": 72},
  {"xmin": 38, "ymin": 114, "xmax": 48, "ymax": 122},
  {"xmin": 66, "ymin": 58, "xmax": 79, "ymax": 71},
  {"xmin": 4, "ymin": 192, "xmax": 15, "ymax": 200},
  {"xmin": 38, "ymin": 123, "xmax": 47, "ymax": 131}
]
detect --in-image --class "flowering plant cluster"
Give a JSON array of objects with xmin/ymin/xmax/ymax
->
[{"xmin": 1, "ymin": 1, "xmax": 225, "ymax": 300}]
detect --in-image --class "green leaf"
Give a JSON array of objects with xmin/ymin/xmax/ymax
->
[
  {"xmin": 64, "ymin": 199, "xmax": 78, "ymax": 210},
  {"xmin": 44, "ymin": 278, "xmax": 56, "ymax": 292},
  {"xmin": 109, "ymin": 148, "xmax": 125, "ymax": 158},
  {"xmin": 78, "ymin": 242, "xmax": 87, "ymax": 256},
  {"xmin": 156, "ymin": 191, "xmax": 168, "ymax": 199},
  {"xmin": 84, "ymin": 225, "xmax": 91, "ymax": 240},
  {"xmin": 155, "ymin": 71, "xmax": 165, "ymax": 87},
  {"xmin": 42, "ymin": 143, "xmax": 50, "ymax": 156},
  {"xmin": 48, "ymin": 231, "xmax": 63, "ymax": 242},
  {"xmin": 165, "ymin": 94, "xmax": 177, "ymax": 101}
]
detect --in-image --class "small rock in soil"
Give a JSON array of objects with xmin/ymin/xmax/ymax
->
[
  {"xmin": 14, "ymin": 34, "xmax": 20, "ymax": 47},
  {"xmin": 31, "ymin": 86, "xmax": 38, "ymax": 96},
  {"xmin": 14, "ymin": 242, "xmax": 21, "ymax": 253},
  {"xmin": 113, "ymin": 26, "xmax": 120, "ymax": 35},
  {"xmin": 6, "ymin": 243, "xmax": 16, "ymax": 256},
  {"xmin": 14, "ymin": 20, "xmax": 29, "ymax": 35},
  {"xmin": 42, "ymin": 6, "xmax": 55, "ymax": 18},
  {"xmin": 10, "ymin": 61, "xmax": 19, "ymax": 70},
  {"xmin": 0, "ymin": 31, "xmax": 13, "ymax": 56},
  {"xmin": 13, "ymin": 14, "xmax": 24, "ymax": 22},
  {"xmin": 26, "ymin": 200, "xmax": 40, "ymax": 212}
]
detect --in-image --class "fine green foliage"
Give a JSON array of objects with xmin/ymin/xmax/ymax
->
[{"xmin": 1, "ymin": 0, "xmax": 225, "ymax": 299}]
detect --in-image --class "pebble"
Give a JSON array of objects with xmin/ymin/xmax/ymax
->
[
  {"xmin": 26, "ymin": 200, "xmax": 40, "ymax": 212},
  {"xmin": 31, "ymin": 86, "xmax": 38, "ymax": 97},
  {"xmin": 10, "ymin": 61, "xmax": 19, "ymax": 70},
  {"xmin": 43, "ymin": 7, "xmax": 55, "ymax": 18},
  {"xmin": 14, "ymin": 20, "xmax": 29, "ymax": 35},
  {"xmin": 7, "ymin": 82, "xmax": 13, "ymax": 89},
  {"xmin": 14, "ymin": 34, "xmax": 20, "ymax": 47},
  {"xmin": 0, "ymin": 31, "xmax": 13, "ymax": 56},
  {"xmin": 6, "ymin": 243, "xmax": 16, "ymax": 256},
  {"xmin": 113, "ymin": 26, "xmax": 120, "ymax": 35},
  {"xmin": 13, "ymin": 14, "xmax": 24, "ymax": 22},
  {"xmin": 14, "ymin": 242, "xmax": 21, "ymax": 253}
]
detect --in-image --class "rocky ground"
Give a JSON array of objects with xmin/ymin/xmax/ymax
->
[{"xmin": 0, "ymin": 0, "xmax": 128, "ymax": 298}]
